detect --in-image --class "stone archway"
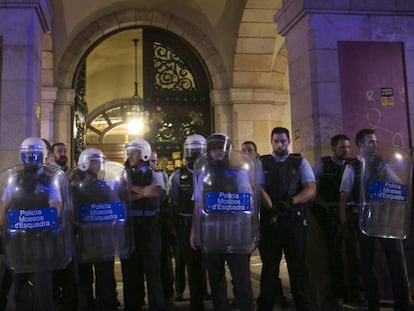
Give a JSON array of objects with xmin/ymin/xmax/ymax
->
[{"xmin": 54, "ymin": 8, "xmax": 230, "ymax": 162}]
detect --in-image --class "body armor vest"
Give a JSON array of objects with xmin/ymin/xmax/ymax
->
[
  {"xmin": 318, "ymin": 156, "xmax": 352, "ymax": 203},
  {"xmin": 8, "ymin": 167, "xmax": 50, "ymax": 212},
  {"xmin": 177, "ymin": 167, "xmax": 194, "ymax": 215},
  {"xmin": 202, "ymin": 165, "xmax": 239, "ymax": 195},
  {"xmin": 261, "ymin": 153, "xmax": 306, "ymax": 211},
  {"xmin": 351, "ymin": 156, "xmax": 386, "ymax": 204},
  {"xmin": 76, "ymin": 179, "xmax": 113, "ymax": 205},
  {"xmin": 129, "ymin": 166, "xmax": 159, "ymax": 214}
]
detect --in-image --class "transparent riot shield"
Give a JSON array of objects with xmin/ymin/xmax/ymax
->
[
  {"xmin": 0, "ymin": 164, "xmax": 72, "ymax": 273},
  {"xmin": 68, "ymin": 161, "xmax": 132, "ymax": 262},
  {"xmin": 358, "ymin": 145, "xmax": 412, "ymax": 239},
  {"xmin": 193, "ymin": 151, "xmax": 258, "ymax": 253}
]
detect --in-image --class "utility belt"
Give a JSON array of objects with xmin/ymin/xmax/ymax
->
[
  {"xmin": 177, "ymin": 214, "xmax": 193, "ymax": 226},
  {"xmin": 128, "ymin": 208, "xmax": 159, "ymax": 217},
  {"xmin": 346, "ymin": 204, "xmax": 360, "ymax": 215},
  {"xmin": 284, "ymin": 209, "xmax": 306, "ymax": 218},
  {"xmin": 268, "ymin": 208, "xmax": 306, "ymax": 225},
  {"xmin": 315, "ymin": 202, "xmax": 359, "ymax": 215}
]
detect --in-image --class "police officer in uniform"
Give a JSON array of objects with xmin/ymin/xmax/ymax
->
[
  {"xmin": 257, "ymin": 127, "xmax": 316, "ymax": 311},
  {"xmin": 150, "ymin": 152, "xmax": 175, "ymax": 305},
  {"xmin": 0, "ymin": 137, "xmax": 72, "ymax": 311},
  {"xmin": 190, "ymin": 133, "xmax": 256, "ymax": 311},
  {"xmin": 339, "ymin": 129, "xmax": 414, "ymax": 311},
  {"xmin": 121, "ymin": 139, "xmax": 167, "ymax": 311},
  {"xmin": 70, "ymin": 148, "xmax": 122, "ymax": 311},
  {"xmin": 312, "ymin": 134, "xmax": 363, "ymax": 309},
  {"xmin": 49, "ymin": 141, "xmax": 78, "ymax": 311},
  {"xmin": 170, "ymin": 134, "xmax": 207, "ymax": 310}
]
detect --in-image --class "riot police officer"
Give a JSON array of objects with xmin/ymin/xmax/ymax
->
[
  {"xmin": 190, "ymin": 133, "xmax": 257, "ymax": 311},
  {"xmin": 121, "ymin": 139, "xmax": 167, "ymax": 311},
  {"xmin": 312, "ymin": 134, "xmax": 364, "ymax": 309},
  {"xmin": 0, "ymin": 137, "xmax": 72, "ymax": 311},
  {"xmin": 257, "ymin": 127, "xmax": 316, "ymax": 311},
  {"xmin": 170, "ymin": 134, "xmax": 207, "ymax": 310},
  {"xmin": 339, "ymin": 129, "xmax": 414, "ymax": 311},
  {"xmin": 69, "ymin": 148, "xmax": 128, "ymax": 311}
]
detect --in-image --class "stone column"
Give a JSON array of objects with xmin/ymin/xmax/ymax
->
[
  {"xmin": 55, "ymin": 88, "xmax": 75, "ymax": 165},
  {"xmin": 0, "ymin": 0, "xmax": 52, "ymax": 170},
  {"xmin": 230, "ymin": 88, "xmax": 289, "ymax": 154},
  {"xmin": 210, "ymin": 89, "xmax": 232, "ymax": 135},
  {"xmin": 40, "ymin": 86, "xmax": 58, "ymax": 144}
]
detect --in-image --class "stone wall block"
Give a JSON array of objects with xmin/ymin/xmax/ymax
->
[
  {"xmin": 116, "ymin": 9, "xmax": 139, "ymax": 26},
  {"xmin": 310, "ymin": 49, "xmax": 339, "ymax": 82},
  {"xmin": 167, "ymin": 15, "xmax": 191, "ymax": 37},
  {"xmin": 313, "ymin": 82, "xmax": 342, "ymax": 115},
  {"xmin": 196, "ymin": 37, "xmax": 219, "ymax": 60},
  {"xmin": 135, "ymin": 8, "xmax": 153, "ymax": 23},
  {"xmin": 211, "ymin": 72, "xmax": 229, "ymax": 90},
  {"xmin": 64, "ymin": 34, "xmax": 90, "ymax": 58},
  {"xmin": 238, "ymin": 23, "xmax": 277, "ymax": 38},
  {"xmin": 151, "ymin": 10, "xmax": 170, "ymax": 28},
  {"xmin": 311, "ymin": 15, "xmax": 370, "ymax": 49},
  {"xmin": 80, "ymin": 22, "xmax": 104, "ymax": 45},
  {"xmin": 230, "ymin": 89, "xmax": 254, "ymax": 103},
  {"xmin": 182, "ymin": 25, "xmax": 206, "ymax": 47},
  {"xmin": 242, "ymin": 9, "xmax": 276, "ymax": 22},
  {"xmin": 3, "ymin": 45, "xmax": 30, "ymax": 80},
  {"xmin": 204, "ymin": 52, "xmax": 226, "ymax": 76},
  {"xmin": 234, "ymin": 54, "xmax": 273, "ymax": 71},
  {"xmin": 97, "ymin": 14, "xmax": 121, "ymax": 34},
  {"xmin": 236, "ymin": 37, "xmax": 275, "ymax": 54},
  {"xmin": 42, "ymin": 50, "xmax": 53, "ymax": 69},
  {"xmin": 43, "ymin": 32, "xmax": 53, "ymax": 51},
  {"xmin": 233, "ymin": 72, "xmax": 278, "ymax": 89},
  {"xmin": 246, "ymin": 0, "xmax": 281, "ymax": 10},
  {"xmin": 41, "ymin": 68, "xmax": 54, "ymax": 86},
  {"xmin": 371, "ymin": 16, "xmax": 414, "ymax": 50}
]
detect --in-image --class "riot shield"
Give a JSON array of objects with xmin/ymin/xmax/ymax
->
[
  {"xmin": 358, "ymin": 145, "xmax": 411, "ymax": 239},
  {"xmin": 193, "ymin": 150, "xmax": 258, "ymax": 253},
  {"xmin": 68, "ymin": 161, "xmax": 132, "ymax": 262},
  {"xmin": 0, "ymin": 164, "xmax": 72, "ymax": 273}
]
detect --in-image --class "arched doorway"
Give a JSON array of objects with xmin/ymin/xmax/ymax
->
[{"xmin": 72, "ymin": 27, "xmax": 212, "ymax": 173}]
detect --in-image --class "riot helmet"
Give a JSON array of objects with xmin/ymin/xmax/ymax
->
[
  {"xmin": 125, "ymin": 138, "xmax": 151, "ymax": 162},
  {"xmin": 206, "ymin": 133, "xmax": 232, "ymax": 165},
  {"xmin": 184, "ymin": 134, "xmax": 207, "ymax": 162},
  {"xmin": 20, "ymin": 137, "xmax": 48, "ymax": 165},
  {"xmin": 207, "ymin": 133, "xmax": 231, "ymax": 153},
  {"xmin": 78, "ymin": 148, "xmax": 106, "ymax": 172}
]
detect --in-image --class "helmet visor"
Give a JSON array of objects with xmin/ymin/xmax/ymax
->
[{"xmin": 21, "ymin": 151, "xmax": 44, "ymax": 165}]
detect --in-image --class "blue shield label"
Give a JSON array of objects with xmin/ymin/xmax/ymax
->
[
  {"xmin": 8, "ymin": 207, "xmax": 58, "ymax": 230},
  {"xmin": 204, "ymin": 192, "xmax": 252, "ymax": 212},
  {"xmin": 78, "ymin": 201, "xmax": 126, "ymax": 223},
  {"xmin": 368, "ymin": 181, "xmax": 408, "ymax": 202}
]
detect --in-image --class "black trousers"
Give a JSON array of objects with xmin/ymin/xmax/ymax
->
[
  {"xmin": 315, "ymin": 209, "xmax": 362, "ymax": 303},
  {"xmin": 14, "ymin": 271, "xmax": 53, "ymax": 311},
  {"xmin": 203, "ymin": 252, "xmax": 253, "ymax": 311},
  {"xmin": 359, "ymin": 233, "xmax": 411, "ymax": 310},
  {"xmin": 176, "ymin": 219, "xmax": 206, "ymax": 310},
  {"xmin": 78, "ymin": 260, "xmax": 117, "ymax": 311},
  {"xmin": 52, "ymin": 258, "xmax": 79, "ymax": 311},
  {"xmin": 257, "ymin": 213, "xmax": 313, "ymax": 311},
  {"xmin": 121, "ymin": 216, "xmax": 166, "ymax": 311}
]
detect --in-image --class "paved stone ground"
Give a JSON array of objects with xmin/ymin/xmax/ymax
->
[{"xmin": 3, "ymin": 253, "xmax": 396, "ymax": 310}]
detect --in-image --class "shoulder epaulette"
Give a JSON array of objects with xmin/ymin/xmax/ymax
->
[
  {"xmin": 348, "ymin": 158, "xmax": 359, "ymax": 166},
  {"xmin": 260, "ymin": 154, "xmax": 273, "ymax": 161},
  {"xmin": 288, "ymin": 153, "xmax": 302, "ymax": 160},
  {"xmin": 321, "ymin": 155, "xmax": 331, "ymax": 163},
  {"xmin": 345, "ymin": 157, "xmax": 356, "ymax": 165}
]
